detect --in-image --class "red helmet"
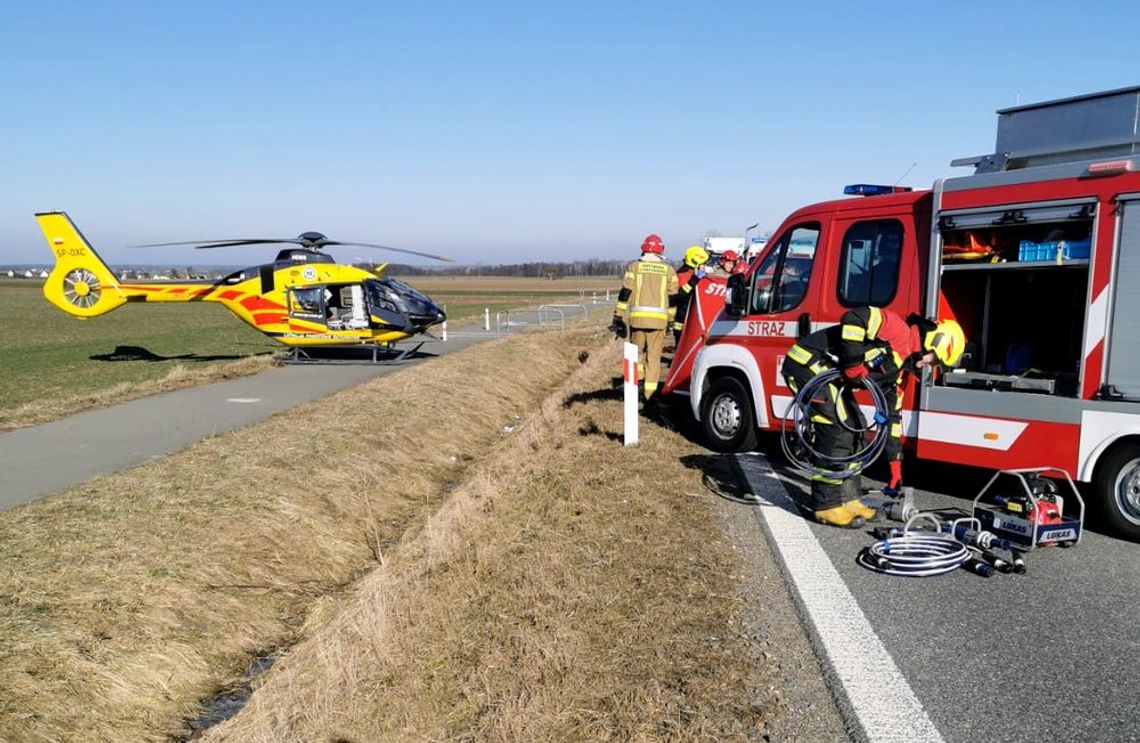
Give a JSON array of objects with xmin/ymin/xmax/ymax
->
[
  {"xmin": 641, "ymin": 233, "xmax": 665, "ymax": 254},
  {"xmin": 720, "ymin": 250, "xmax": 739, "ymax": 263}
]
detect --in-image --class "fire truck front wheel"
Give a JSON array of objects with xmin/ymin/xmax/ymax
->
[
  {"xmin": 1094, "ymin": 442, "xmax": 1140, "ymax": 542},
  {"xmin": 700, "ymin": 376, "xmax": 758, "ymax": 452}
]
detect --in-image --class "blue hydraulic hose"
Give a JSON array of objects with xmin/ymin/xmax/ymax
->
[{"xmin": 780, "ymin": 368, "xmax": 891, "ymax": 480}]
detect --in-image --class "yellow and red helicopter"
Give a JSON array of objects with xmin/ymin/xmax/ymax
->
[{"xmin": 36, "ymin": 211, "xmax": 450, "ymax": 361}]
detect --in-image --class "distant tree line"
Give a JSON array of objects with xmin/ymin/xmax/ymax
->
[{"xmin": 371, "ymin": 258, "xmax": 628, "ymax": 278}]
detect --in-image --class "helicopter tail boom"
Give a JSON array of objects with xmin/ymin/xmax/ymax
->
[{"xmin": 36, "ymin": 212, "xmax": 128, "ymax": 319}]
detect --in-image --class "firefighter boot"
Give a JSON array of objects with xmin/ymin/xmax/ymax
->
[
  {"xmin": 842, "ymin": 499, "xmax": 882, "ymax": 522},
  {"xmin": 814, "ymin": 505, "xmax": 864, "ymax": 529}
]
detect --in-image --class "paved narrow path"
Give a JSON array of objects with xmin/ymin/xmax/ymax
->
[{"xmin": 0, "ymin": 331, "xmax": 495, "ymax": 511}]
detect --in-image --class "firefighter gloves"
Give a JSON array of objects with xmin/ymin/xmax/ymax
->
[{"xmin": 609, "ymin": 317, "xmax": 627, "ymax": 339}]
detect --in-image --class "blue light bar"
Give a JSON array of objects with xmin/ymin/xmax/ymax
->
[{"xmin": 843, "ymin": 184, "xmax": 914, "ymax": 196}]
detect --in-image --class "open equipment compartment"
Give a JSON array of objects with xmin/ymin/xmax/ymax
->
[{"xmin": 934, "ymin": 201, "xmax": 1094, "ymax": 397}]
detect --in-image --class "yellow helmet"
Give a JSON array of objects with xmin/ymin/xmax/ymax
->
[
  {"xmin": 924, "ymin": 319, "xmax": 966, "ymax": 367},
  {"xmin": 684, "ymin": 245, "xmax": 710, "ymax": 268}
]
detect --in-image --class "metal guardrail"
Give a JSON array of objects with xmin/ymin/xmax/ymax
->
[
  {"xmin": 579, "ymin": 289, "xmax": 614, "ymax": 303},
  {"xmin": 495, "ymin": 304, "xmax": 601, "ymax": 336},
  {"xmin": 539, "ymin": 303, "xmax": 587, "ymax": 322},
  {"xmin": 496, "ymin": 308, "xmax": 564, "ymax": 336}
]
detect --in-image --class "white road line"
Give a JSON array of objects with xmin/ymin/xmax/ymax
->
[
  {"xmin": 735, "ymin": 453, "xmax": 944, "ymax": 743},
  {"xmin": 226, "ymin": 398, "xmax": 262, "ymax": 404}
]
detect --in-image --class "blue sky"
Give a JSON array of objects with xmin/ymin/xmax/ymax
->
[{"xmin": 2, "ymin": 1, "xmax": 1138, "ymax": 266}]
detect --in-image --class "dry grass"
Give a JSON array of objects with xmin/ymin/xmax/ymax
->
[
  {"xmin": 1, "ymin": 324, "xmax": 792, "ymax": 743},
  {"xmin": 202, "ymin": 334, "xmax": 773, "ymax": 742},
  {"xmin": 0, "ymin": 330, "xmax": 591, "ymax": 742}
]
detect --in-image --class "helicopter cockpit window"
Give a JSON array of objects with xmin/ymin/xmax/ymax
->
[{"xmin": 289, "ymin": 286, "xmax": 324, "ymax": 318}]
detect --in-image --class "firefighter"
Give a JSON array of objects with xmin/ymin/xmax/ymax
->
[
  {"xmin": 710, "ymin": 249, "xmax": 740, "ymax": 277},
  {"xmin": 611, "ymin": 234, "xmax": 680, "ymax": 399},
  {"xmin": 781, "ymin": 308, "xmax": 965, "ymax": 527},
  {"xmin": 672, "ymin": 245, "xmax": 710, "ymax": 342}
]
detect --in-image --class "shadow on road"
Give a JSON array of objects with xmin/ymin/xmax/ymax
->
[
  {"xmin": 680, "ymin": 451, "xmax": 813, "ymax": 512},
  {"xmin": 279, "ymin": 346, "xmax": 437, "ymax": 365},
  {"xmin": 90, "ymin": 345, "xmax": 263, "ymax": 363}
]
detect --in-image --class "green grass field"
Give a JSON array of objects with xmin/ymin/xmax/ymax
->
[
  {"xmin": 0, "ymin": 276, "xmax": 617, "ymax": 429},
  {"xmin": 396, "ymin": 276, "xmax": 618, "ymax": 327},
  {"xmin": 0, "ymin": 280, "xmax": 278, "ymax": 427}
]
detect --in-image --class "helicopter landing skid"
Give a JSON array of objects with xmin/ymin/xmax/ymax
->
[{"xmin": 281, "ymin": 341, "xmax": 426, "ymax": 366}]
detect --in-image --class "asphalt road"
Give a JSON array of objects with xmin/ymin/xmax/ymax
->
[
  {"xmin": 0, "ymin": 330, "xmax": 496, "ymax": 511},
  {"xmin": 724, "ymin": 447, "xmax": 1140, "ymax": 743}
]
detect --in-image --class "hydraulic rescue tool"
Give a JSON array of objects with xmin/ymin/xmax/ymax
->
[
  {"xmin": 859, "ymin": 469, "xmax": 1083, "ymax": 578},
  {"xmin": 861, "ymin": 515, "xmax": 1017, "ymax": 578},
  {"xmin": 972, "ymin": 468, "xmax": 1084, "ymax": 550},
  {"xmin": 862, "ymin": 485, "xmax": 918, "ymax": 523}
]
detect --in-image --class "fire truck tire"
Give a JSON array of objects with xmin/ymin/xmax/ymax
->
[
  {"xmin": 1093, "ymin": 443, "xmax": 1140, "ymax": 542},
  {"xmin": 700, "ymin": 376, "xmax": 758, "ymax": 453}
]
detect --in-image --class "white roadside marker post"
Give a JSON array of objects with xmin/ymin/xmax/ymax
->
[
  {"xmin": 484, "ymin": 308, "xmax": 490, "ymax": 331},
  {"xmin": 623, "ymin": 342, "xmax": 639, "ymax": 446},
  {"xmin": 441, "ymin": 304, "xmax": 448, "ymax": 341}
]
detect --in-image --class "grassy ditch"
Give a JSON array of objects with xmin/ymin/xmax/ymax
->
[
  {"xmin": 0, "ymin": 329, "xmax": 592, "ymax": 742},
  {"xmin": 200, "ymin": 335, "xmax": 781, "ymax": 741},
  {"xmin": 0, "ymin": 325, "xmax": 825, "ymax": 742}
]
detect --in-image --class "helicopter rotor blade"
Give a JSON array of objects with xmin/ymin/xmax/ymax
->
[
  {"xmin": 129, "ymin": 239, "xmax": 303, "ymax": 249},
  {"xmin": 323, "ymin": 240, "xmax": 454, "ymax": 263},
  {"xmin": 193, "ymin": 239, "xmax": 309, "ymax": 250},
  {"xmin": 128, "ymin": 234, "xmax": 452, "ymax": 261}
]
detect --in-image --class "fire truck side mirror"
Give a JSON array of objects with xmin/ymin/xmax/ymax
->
[{"xmin": 725, "ymin": 273, "xmax": 748, "ymax": 318}]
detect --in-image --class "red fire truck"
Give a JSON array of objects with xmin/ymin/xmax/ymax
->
[{"xmin": 676, "ymin": 85, "xmax": 1140, "ymax": 540}]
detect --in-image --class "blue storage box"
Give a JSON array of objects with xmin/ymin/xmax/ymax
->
[
  {"xmin": 1063, "ymin": 238, "xmax": 1091, "ymax": 259},
  {"xmin": 1018, "ymin": 238, "xmax": 1091, "ymax": 262}
]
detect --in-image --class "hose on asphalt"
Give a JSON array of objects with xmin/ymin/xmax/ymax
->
[{"xmin": 856, "ymin": 513, "xmax": 972, "ymax": 577}]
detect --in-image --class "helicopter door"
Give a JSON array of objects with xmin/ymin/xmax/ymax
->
[
  {"xmin": 287, "ymin": 286, "xmax": 325, "ymax": 322},
  {"xmin": 259, "ymin": 264, "xmax": 275, "ymax": 294},
  {"xmin": 317, "ymin": 285, "xmax": 370, "ymax": 330},
  {"xmin": 346, "ymin": 285, "xmax": 368, "ymax": 329}
]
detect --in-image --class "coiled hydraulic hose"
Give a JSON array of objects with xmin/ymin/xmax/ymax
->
[
  {"xmin": 856, "ymin": 514, "xmax": 971, "ymax": 577},
  {"xmin": 780, "ymin": 368, "xmax": 891, "ymax": 480}
]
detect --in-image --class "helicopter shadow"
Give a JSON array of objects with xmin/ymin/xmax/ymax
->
[
  {"xmin": 280, "ymin": 346, "xmax": 438, "ymax": 365},
  {"xmin": 90, "ymin": 345, "xmax": 265, "ymax": 363}
]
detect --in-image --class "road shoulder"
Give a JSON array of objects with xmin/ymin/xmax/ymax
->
[{"xmin": 712, "ymin": 491, "xmax": 851, "ymax": 742}]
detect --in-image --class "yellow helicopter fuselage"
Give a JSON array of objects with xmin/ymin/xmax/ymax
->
[{"xmin": 36, "ymin": 212, "xmax": 445, "ymax": 348}]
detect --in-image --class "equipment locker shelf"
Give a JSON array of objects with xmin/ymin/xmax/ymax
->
[
  {"xmin": 937, "ymin": 217, "xmax": 1093, "ymax": 397},
  {"xmin": 941, "ymin": 259, "xmax": 1089, "ymax": 272}
]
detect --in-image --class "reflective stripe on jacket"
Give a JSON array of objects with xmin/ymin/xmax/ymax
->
[
  {"xmin": 621, "ymin": 256, "xmax": 679, "ymax": 330},
  {"xmin": 838, "ymin": 307, "xmax": 919, "ymax": 371}
]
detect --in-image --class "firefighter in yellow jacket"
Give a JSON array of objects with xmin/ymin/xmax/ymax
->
[{"xmin": 611, "ymin": 234, "xmax": 680, "ymax": 399}]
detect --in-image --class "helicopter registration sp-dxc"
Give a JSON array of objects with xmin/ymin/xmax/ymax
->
[{"xmin": 36, "ymin": 212, "xmax": 450, "ymax": 361}]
